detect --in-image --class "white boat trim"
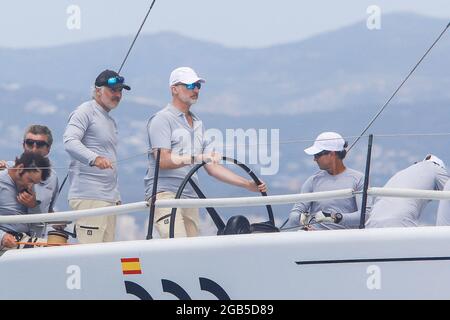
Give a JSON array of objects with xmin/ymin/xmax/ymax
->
[
  {"xmin": 368, "ymin": 187, "xmax": 450, "ymax": 200},
  {"xmin": 0, "ymin": 187, "xmax": 449, "ymax": 224},
  {"xmin": 2, "ymin": 226, "xmax": 450, "ymax": 299}
]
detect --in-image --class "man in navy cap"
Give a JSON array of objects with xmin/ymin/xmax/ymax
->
[{"xmin": 63, "ymin": 70, "xmax": 131, "ymax": 244}]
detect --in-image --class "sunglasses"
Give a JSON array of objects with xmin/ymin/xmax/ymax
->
[
  {"xmin": 314, "ymin": 150, "xmax": 331, "ymax": 159},
  {"xmin": 24, "ymin": 139, "xmax": 49, "ymax": 148},
  {"xmin": 183, "ymin": 82, "xmax": 202, "ymax": 90},
  {"xmin": 107, "ymin": 76, "xmax": 125, "ymax": 86}
]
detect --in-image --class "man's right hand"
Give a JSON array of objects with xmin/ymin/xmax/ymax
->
[
  {"xmin": 92, "ymin": 156, "xmax": 114, "ymax": 170},
  {"xmin": 17, "ymin": 189, "xmax": 37, "ymax": 208},
  {"xmin": 0, "ymin": 160, "xmax": 7, "ymax": 171},
  {"xmin": 1, "ymin": 233, "xmax": 17, "ymax": 248}
]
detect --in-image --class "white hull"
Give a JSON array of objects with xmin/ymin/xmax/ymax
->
[{"xmin": 1, "ymin": 226, "xmax": 450, "ymax": 299}]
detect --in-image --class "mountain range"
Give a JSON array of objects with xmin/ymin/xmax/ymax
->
[{"xmin": 1, "ymin": 13, "xmax": 449, "ymax": 238}]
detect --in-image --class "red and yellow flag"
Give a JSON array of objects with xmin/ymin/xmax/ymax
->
[{"xmin": 121, "ymin": 258, "xmax": 142, "ymax": 275}]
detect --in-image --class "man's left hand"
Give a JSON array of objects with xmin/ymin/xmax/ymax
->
[
  {"xmin": 246, "ymin": 180, "xmax": 267, "ymax": 193},
  {"xmin": 17, "ymin": 189, "xmax": 38, "ymax": 208},
  {"xmin": 0, "ymin": 160, "xmax": 7, "ymax": 171}
]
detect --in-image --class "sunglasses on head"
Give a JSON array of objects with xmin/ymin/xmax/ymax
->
[
  {"xmin": 107, "ymin": 76, "xmax": 125, "ymax": 86},
  {"xmin": 314, "ymin": 150, "xmax": 331, "ymax": 159},
  {"xmin": 24, "ymin": 139, "xmax": 49, "ymax": 148},
  {"xmin": 182, "ymin": 82, "xmax": 202, "ymax": 90}
]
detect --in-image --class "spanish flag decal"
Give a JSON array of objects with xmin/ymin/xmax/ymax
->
[{"xmin": 121, "ymin": 258, "xmax": 142, "ymax": 275}]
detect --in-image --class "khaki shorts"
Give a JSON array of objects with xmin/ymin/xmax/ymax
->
[
  {"xmin": 70, "ymin": 199, "xmax": 118, "ymax": 244},
  {"xmin": 151, "ymin": 191, "xmax": 199, "ymax": 238}
]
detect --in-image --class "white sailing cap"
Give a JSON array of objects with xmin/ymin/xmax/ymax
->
[
  {"xmin": 424, "ymin": 154, "xmax": 446, "ymax": 169},
  {"xmin": 169, "ymin": 67, "xmax": 205, "ymax": 87},
  {"xmin": 304, "ymin": 132, "xmax": 346, "ymax": 155}
]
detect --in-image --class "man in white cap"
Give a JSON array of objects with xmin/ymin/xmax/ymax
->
[
  {"xmin": 288, "ymin": 132, "xmax": 365, "ymax": 230},
  {"xmin": 367, "ymin": 154, "xmax": 448, "ymax": 228},
  {"xmin": 145, "ymin": 67, "xmax": 267, "ymax": 238}
]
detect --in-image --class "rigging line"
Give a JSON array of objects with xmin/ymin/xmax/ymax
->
[
  {"xmin": 8, "ymin": 129, "xmax": 450, "ymax": 171},
  {"xmin": 5, "ymin": 151, "xmax": 151, "ymax": 171},
  {"xmin": 118, "ymin": 0, "xmax": 157, "ymax": 73},
  {"xmin": 8, "ymin": 131, "xmax": 450, "ymax": 170},
  {"xmin": 348, "ymin": 21, "xmax": 450, "ymax": 152},
  {"xmin": 373, "ymin": 132, "xmax": 450, "ymax": 138},
  {"xmin": 114, "ymin": 152, "xmax": 150, "ymax": 163},
  {"xmin": 57, "ymin": 0, "xmax": 157, "ymax": 196},
  {"xmin": 190, "ymin": 131, "xmax": 450, "ymax": 149},
  {"xmin": 222, "ymin": 135, "xmax": 369, "ymax": 146}
]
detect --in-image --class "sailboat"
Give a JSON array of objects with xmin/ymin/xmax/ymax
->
[
  {"xmin": 2, "ymin": 153, "xmax": 450, "ymax": 299},
  {"xmin": 1, "ymin": 1, "xmax": 450, "ymax": 300}
]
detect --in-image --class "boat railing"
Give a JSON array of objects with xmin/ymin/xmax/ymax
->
[{"xmin": 0, "ymin": 187, "xmax": 449, "ymax": 225}]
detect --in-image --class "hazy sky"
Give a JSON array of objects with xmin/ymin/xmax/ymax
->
[{"xmin": 0, "ymin": 0, "xmax": 449, "ymax": 48}]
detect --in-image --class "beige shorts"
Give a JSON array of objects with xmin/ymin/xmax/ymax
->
[
  {"xmin": 151, "ymin": 191, "xmax": 200, "ymax": 238},
  {"xmin": 69, "ymin": 199, "xmax": 118, "ymax": 244}
]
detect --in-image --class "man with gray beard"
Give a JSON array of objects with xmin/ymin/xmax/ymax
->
[
  {"xmin": 145, "ymin": 67, "xmax": 267, "ymax": 238},
  {"xmin": 63, "ymin": 70, "xmax": 131, "ymax": 244}
]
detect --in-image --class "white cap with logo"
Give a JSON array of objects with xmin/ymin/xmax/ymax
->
[
  {"xmin": 169, "ymin": 67, "xmax": 206, "ymax": 87},
  {"xmin": 304, "ymin": 132, "xmax": 346, "ymax": 155},
  {"xmin": 424, "ymin": 154, "xmax": 446, "ymax": 169}
]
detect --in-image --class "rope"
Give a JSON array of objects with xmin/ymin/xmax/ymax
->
[
  {"xmin": 15, "ymin": 242, "xmax": 73, "ymax": 247},
  {"xmin": 348, "ymin": 22, "xmax": 450, "ymax": 151},
  {"xmin": 118, "ymin": 0, "xmax": 157, "ymax": 73},
  {"xmin": 6, "ymin": 131, "xmax": 450, "ymax": 171}
]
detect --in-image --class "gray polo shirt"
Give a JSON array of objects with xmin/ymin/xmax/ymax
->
[
  {"xmin": 289, "ymin": 168, "xmax": 365, "ymax": 230},
  {"xmin": 366, "ymin": 161, "xmax": 448, "ymax": 228},
  {"xmin": 0, "ymin": 170, "xmax": 32, "ymax": 241},
  {"xmin": 63, "ymin": 100, "xmax": 120, "ymax": 202},
  {"xmin": 144, "ymin": 104, "xmax": 213, "ymax": 199},
  {"xmin": 6, "ymin": 161, "xmax": 59, "ymax": 237}
]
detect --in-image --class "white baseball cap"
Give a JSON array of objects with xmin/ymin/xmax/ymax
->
[
  {"xmin": 169, "ymin": 67, "xmax": 205, "ymax": 87},
  {"xmin": 424, "ymin": 154, "xmax": 446, "ymax": 169},
  {"xmin": 304, "ymin": 132, "xmax": 346, "ymax": 155}
]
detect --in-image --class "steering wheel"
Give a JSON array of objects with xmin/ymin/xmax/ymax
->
[{"xmin": 168, "ymin": 157, "xmax": 275, "ymax": 238}]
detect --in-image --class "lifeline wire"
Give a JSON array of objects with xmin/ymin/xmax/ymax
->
[
  {"xmin": 8, "ymin": 131, "xmax": 450, "ymax": 171},
  {"xmin": 348, "ymin": 21, "xmax": 450, "ymax": 152}
]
